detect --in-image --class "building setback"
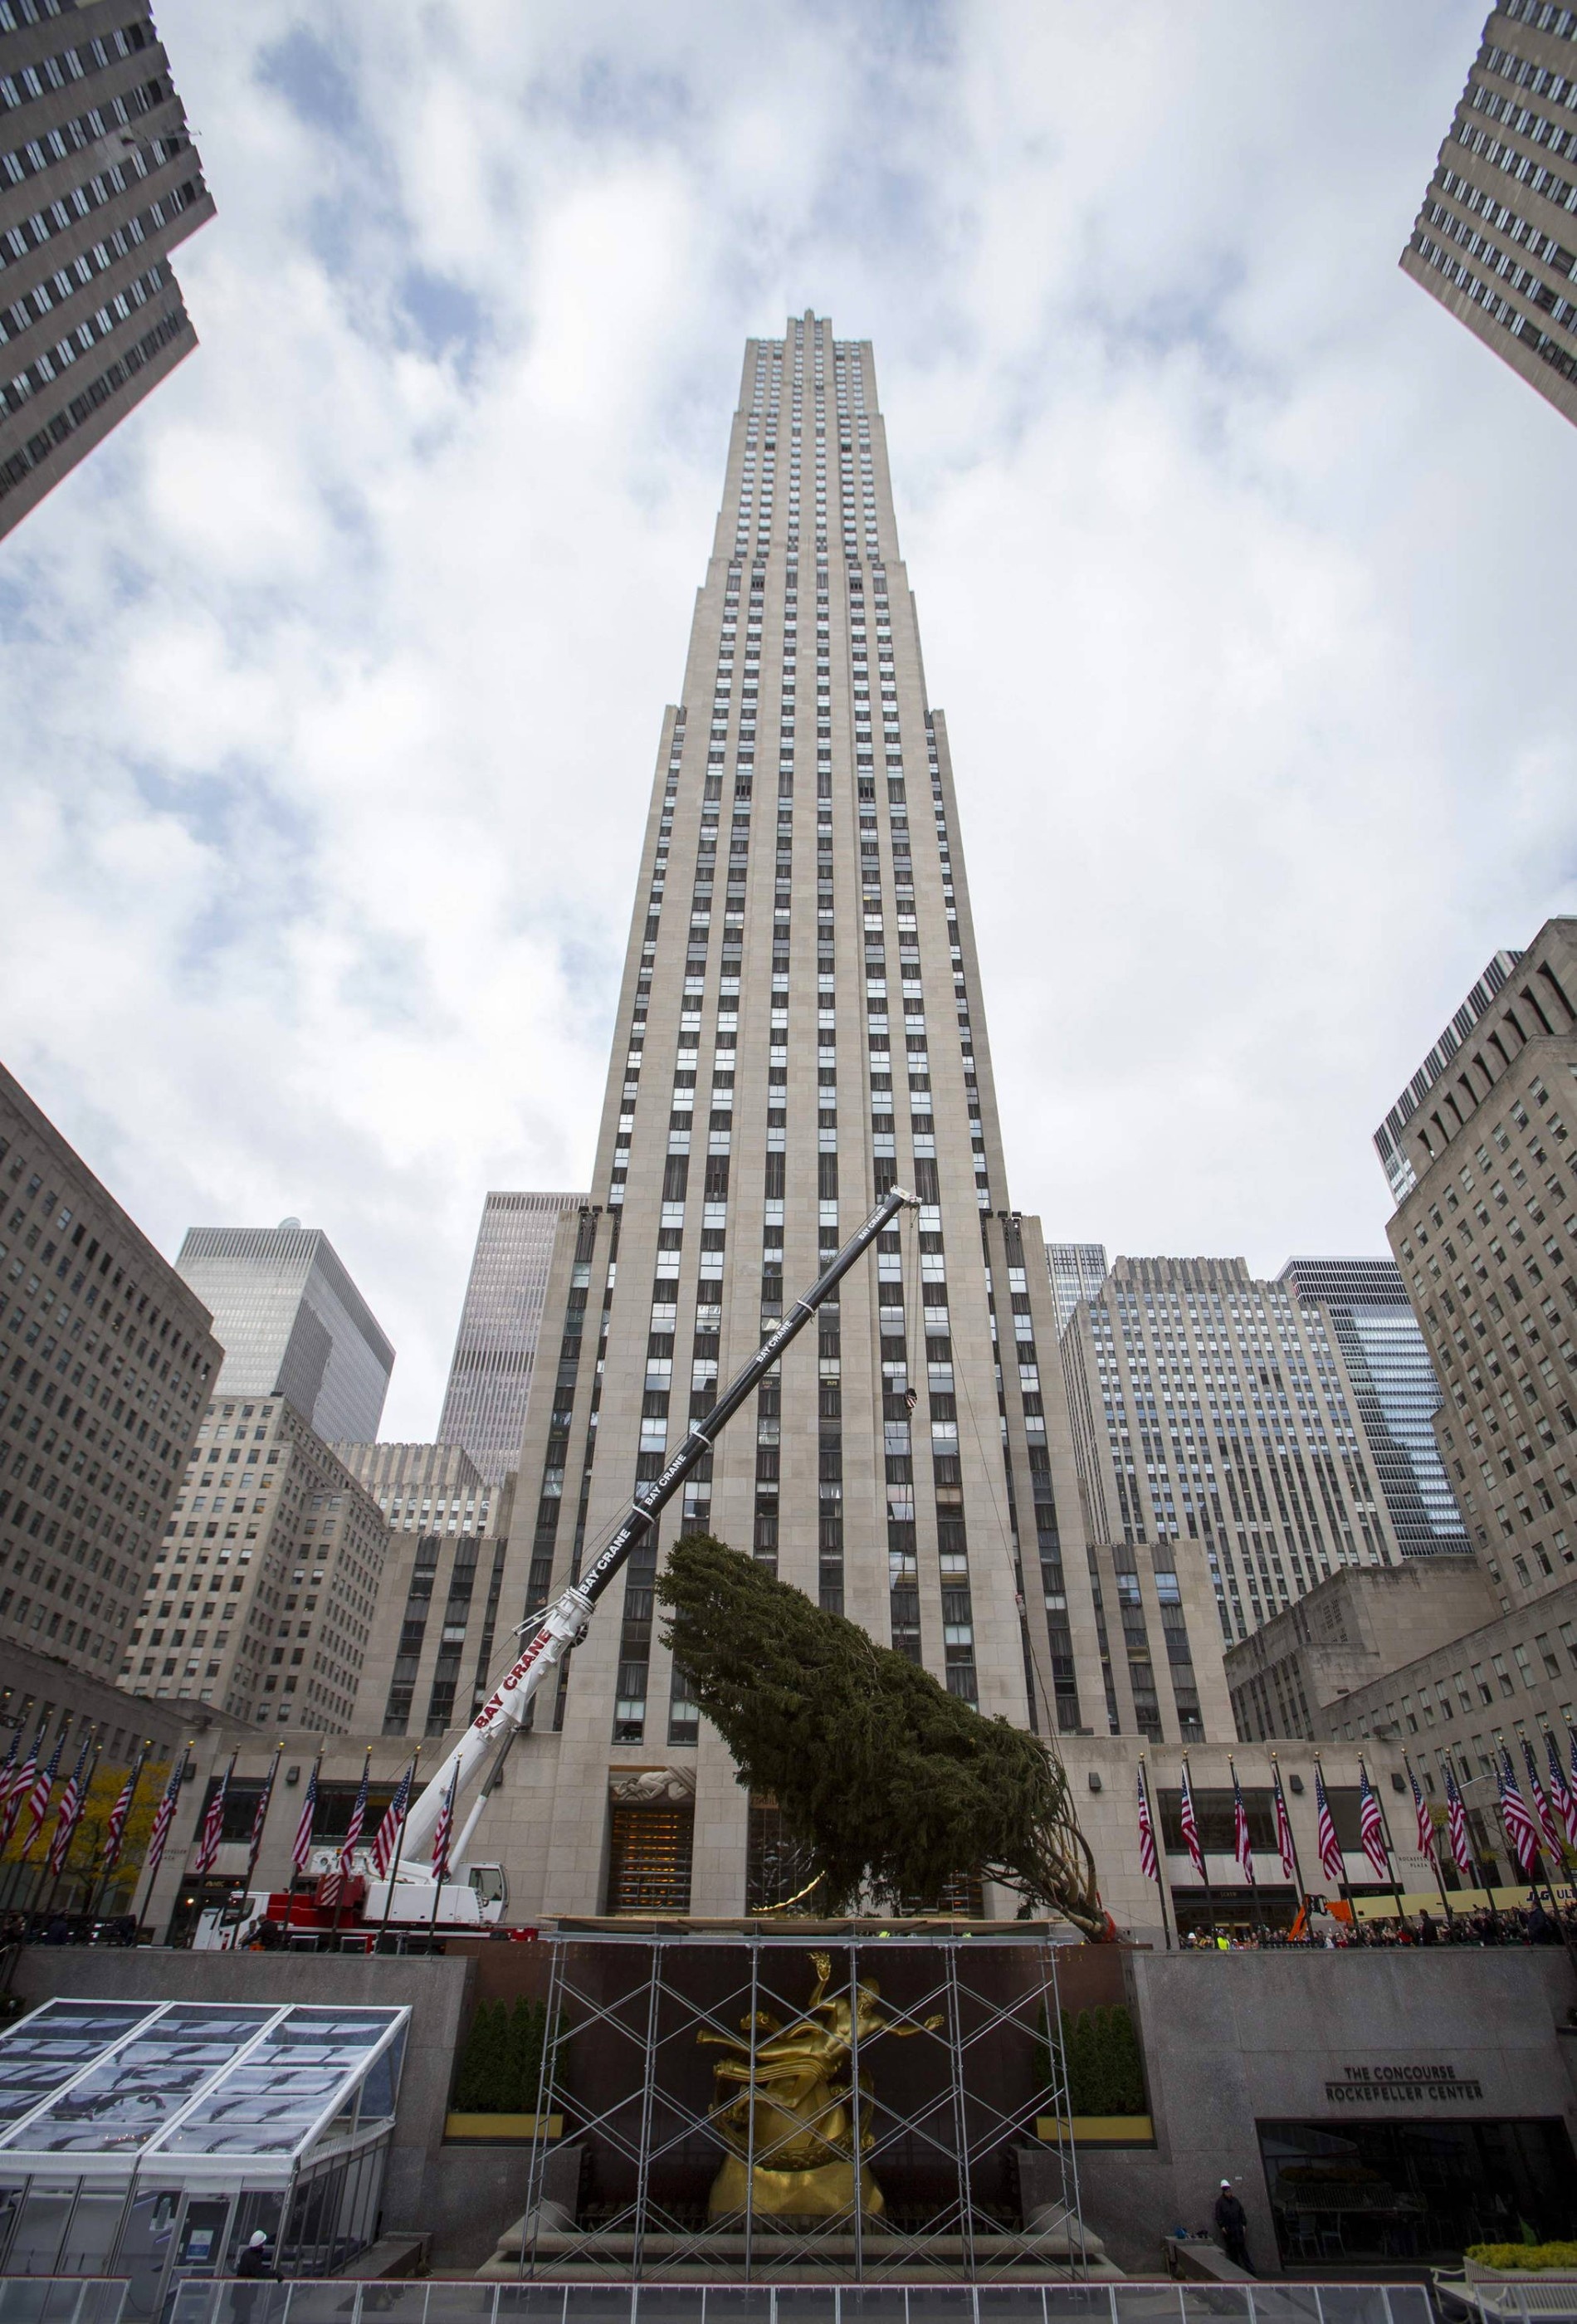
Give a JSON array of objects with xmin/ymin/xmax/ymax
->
[
  {"xmin": 0, "ymin": 0, "xmax": 214, "ymax": 539},
  {"xmin": 477, "ymin": 315, "xmax": 1152, "ymax": 1918},
  {"xmin": 1400, "ymin": 1, "xmax": 1577, "ymax": 428},
  {"xmin": 176, "ymin": 1225, "xmax": 394, "ymax": 1447},
  {"xmin": 1062, "ymin": 1256, "xmax": 1404, "ymax": 1655},
  {"xmin": 1278, "ymin": 1257, "xmax": 1469, "ymax": 1557},
  {"xmin": 120, "ymin": 1391, "xmax": 390, "ymax": 1730},
  {"xmin": 437, "ymin": 1193, "xmax": 585, "ymax": 1485},
  {"xmin": 0, "ymin": 1060, "xmax": 218, "ymax": 1680},
  {"xmin": 1046, "ymin": 1239, "xmax": 1107, "ymax": 1337},
  {"xmin": 333, "ymin": 1440, "xmax": 515, "ymax": 1737}
]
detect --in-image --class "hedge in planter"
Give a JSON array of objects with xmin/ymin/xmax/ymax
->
[
  {"xmin": 1466, "ymin": 2243, "xmax": 1577, "ymax": 2272},
  {"xmin": 1041, "ymin": 2004, "xmax": 1146, "ymax": 2115},
  {"xmin": 452, "ymin": 1997, "xmax": 553, "ymax": 2113}
]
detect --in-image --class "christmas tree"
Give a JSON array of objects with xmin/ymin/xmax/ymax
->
[{"xmin": 657, "ymin": 1533, "xmax": 1106, "ymax": 1936}]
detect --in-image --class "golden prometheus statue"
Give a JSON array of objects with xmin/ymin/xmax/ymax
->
[{"xmin": 700, "ymin": 1948, "xmax": 941, "ymax": 2221}]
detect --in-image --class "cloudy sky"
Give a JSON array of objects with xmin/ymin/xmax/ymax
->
[{"xmin": 3, "ymin": 0, "xmax": 1575, "ymax": 1439}]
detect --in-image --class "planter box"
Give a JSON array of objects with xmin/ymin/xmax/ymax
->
[
  {"xmin": 443, "ymin": 2112, "xmax": 564, "ymax": 2143},
  {"xmin": 1037, "ymin": 2114, "xmax": 1155, "ymax": 2147}
]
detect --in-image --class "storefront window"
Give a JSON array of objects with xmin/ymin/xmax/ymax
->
[{"xmin": 1260, "ymin": 2118, "xmax": 1577, "ymax": 2263}]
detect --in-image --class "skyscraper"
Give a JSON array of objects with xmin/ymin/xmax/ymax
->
[
  {"xmin": 0, "ymin": 1059, "xmax": 219, "ymax": 1679},
  {"xmin": 1400, "ymin": 2, "xmax": 1577, "ymax": 429},
  {"xmin": 0, "ymin": 0, "xmax": 214, "ymax": 539},
  {"xmin": 437, "ymin": 1192, "xmax": 585, "ymax": 1482},
  {"xmin": 485, "ymin": 316, "xmax": 1155, "ymax": 1918},
  {"xmin": 1378, "ymin": 915, "xmax": 1577, "ymax": 1612},
  {"xmin": 1047, "ymin": 1240, "xmax": 1107, "ymax": 1336},
  {"xmin": 1061, "ymin": 1257, "xmax": 1405, "ymax": 1651},
  {"xmin": 1277, "ymin": 1258, "xmax": 1468, "ymax": 1558},
  {"xmin": 176, "ymin": 1225, "xmax": 393, "ymax": 1444}
]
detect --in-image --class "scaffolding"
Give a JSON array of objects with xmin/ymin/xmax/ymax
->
[{"xmin": 515, "ymin": 1931, "xmax": 1086, "ymax": 2284}]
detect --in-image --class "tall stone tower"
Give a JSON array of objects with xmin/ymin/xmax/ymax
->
[{"xmin": 491, "ymin": 316, "xmax": 1211, "ymax": 1918}]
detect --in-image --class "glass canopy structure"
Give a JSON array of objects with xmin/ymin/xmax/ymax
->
[{"xmin": 0, "ymin": 2000, "xmax": 408, "ymax": 2312}]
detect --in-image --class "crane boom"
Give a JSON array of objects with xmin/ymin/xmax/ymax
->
[{"xmin": 398, "ymin": 1184, "xmax": 918, "ymax": 1867}]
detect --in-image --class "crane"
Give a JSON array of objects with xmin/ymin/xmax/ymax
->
[{"xmin": 388, "ymin": 1182, "xmax": 920, "ymax": 1885}]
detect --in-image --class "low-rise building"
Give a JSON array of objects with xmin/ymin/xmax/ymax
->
[
  {"xmin": 0, "ymin": 1061, "xmax": 219, "ymax": 1682},
  {"xmin": 1225, "ymin": 1559, "xmax": 1498, "ymax": 1742},
  {"xmin": 119, "ymin": 1394, "xmax": 390, "ymax": 1731}
]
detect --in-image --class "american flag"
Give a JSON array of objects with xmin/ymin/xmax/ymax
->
[
  {"xmin": 1271, "ymin": 1764, "xmax": 1298, "ymax": 1882},
  {"xmin": 46, "ymin": 1730, "xmax": 95, "ymax": 1880},
  {"xmin": 292, "ymin": 1753, "xmax": 322, "ymax": 1876},
  {"xmin": 1523, "ymin": 1737, "xmax": 1563, "ymax": 1858},
  {"xmin": 192, "ymin": 1754, "xmax": 234, "ymax": 1879},
  {"xmin": 1498, "ymin": 1750, "xmax": 1540, "ymax": 1877},
  {"xmin": 1407, "ymin": 1759, "xmax": 1435, "ymax": 1857},
  {"xmin": 0, "ymin": 1726, "xmax": 22, "ymax": 1827},
  {"xmin": 101, "ymin": 1748, "xmax": 148, "ymax": 1875},
  {"xmin": 1547, "ymin": 1731, "xmax": 1577, "ymax": 1851},
  {"xmin": 1444, "ymin": 1762, "xmax": 1474, "ymax": 1877},
  {"xmin": 1231, "ymin": 1765, "xmax": 1255, "ymax": 1880},
  {"xmin": 1314, "ymin": 1762, "xmax": 1345, "ymax": 1882},
  {"xmin": 141, "ymin": 1757, "xmax": 185, "ymax": 1890},
  {"xmin": 0, "ymin": 1721, "xmax": 45, "ymax": 1852},
  {"xmin": 20, "ymin": 1726, "xmax": 66, "ymax": 1861},
  {"xmin": 1135, "ymin": 1765, "xmax": 1158, "ymax": 1882},
  {"xmin": 1358, "ymin": 1766, "xmax": 1391, "ymax": 1883},
  {"xmin": 432, "ymin": 1762, "xmax": 460, "ymax": 1885},
  {"xmin": 323, "ymin": 1749, "xmax": 372, "ymax": 1906},
  {"xmin": 371, "ymin": 1754, "xmax": 417, "ymax": 1879}
]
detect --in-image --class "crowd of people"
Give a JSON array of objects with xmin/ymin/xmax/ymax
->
[{"xmin": 1180, "ymin": 1896, "xmax": 1575, "ymax": 1947}]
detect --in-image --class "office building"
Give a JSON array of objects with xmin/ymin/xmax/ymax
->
[
  {"xmin": 1062, "ymin": 1256, "xmax": 1405, "ymax": 1653},
  {"xmin": 120, "ymin": 1391, "xmax": 390, "ymax": 1728},
  {"xmin": 0, "ymin": 1059, "xmax": 218, "ymax": 1678},
  {"xmin": 437, "ymin": 1192, "xmax": 584, "ymax": 1483},
  {"xmin": 176, "ymin": 1224, "xmax": 393, "ymax": 1444},
  {"xmin": 476, "ymin": 316, "xmax": 1199, "ymax": 1918},
  {"xmin": 333, "ymin": 1439, "xmax": 516, "ymax": 1736},
  {"xmin": 1225, "ymin": 1556, "xmax": 1497, "ymax": 1741},
  {"xmin": 1379, "ymin": 916, "xmax": 1577, "ymax": 1609},
  {"xmin": 0, "ymin": 0, "xmax": 214, "ymax": 539},
  {"xmin": 1400, "ymin": 2, "xmax": 1577, "ymax": 428},
  {"xmin": 1046, "ymin": 1239, "xmax": 1107, "ymax": 1336},
  {"xmin": 1278, "ymin": 1257, "xmax": 1469, "ymax": 1556}
]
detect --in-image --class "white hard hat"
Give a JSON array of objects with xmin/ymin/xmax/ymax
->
[
  {"xmin": 1220, "ymin": 2179, "xmax": 1232, "ymax": 2188},
  {"xmin": 248, "ymin": 2231, "xmax": 269, "ymax": 2248}
]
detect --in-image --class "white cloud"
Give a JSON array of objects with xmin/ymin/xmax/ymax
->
[{"xmin": 2, "ymin": 0, "xmax": 1573, "ymax": 1438}]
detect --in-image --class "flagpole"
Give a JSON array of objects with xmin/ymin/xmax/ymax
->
[
  {"xmin": 427, "ymin": 1765, "xmax": 459, "ymax": 1952},
  {"xmin": 1359, "ymin": 1752, "xmax": 1408, "ymax": 1928},
  {"xmin": 331, "ymin": 1747, "xmax": 372, "ymax": 1945},
  {"xmin": 1404, "ymin": 1750, "xmax": 1455, "ymax": 1927},
  {"xmin": 1137, "ymin": 1755, "xmax": 1172, "ymax": 1951},
  {"xmin": 136, "ymin": 1744, "xmax": 193, "ymax": 1942},
  {"xmin": 288, "ymin": 1748, "xmax": 323, "ymax": 1943},
  {"xmin": 1519, "ymin": 1736, "xmax": 1568, "ymax": 1935},
  {"xmin": 1181, "ymin": 1752, "xmax": 1217, "ymax": 1946},
  {"xmin": 90, "ymin": 1741, "xmax": 150, "ymax": 1926},
  {"xmin": 43, "ymin": 1731, "xmax": 99, "ymax": 1921},
  {"xmin": 377, "ymin": 1747, "xmax": 420, "ymax": 1951},
  {"xmin": 230, "ymin": 1743, "xmax": 284, "ymax": 1949},
  {"xmin": 1270, "ymin": 1754, "xmax": 1310, "ymax": 1942},
  {"xmin": 1313, "ymin": 1753, "xmax": 1355, "ymax": 1931},
  {"xmin": 1228, "ymin": 1753, "xmax": 1260, "ymax": 1934}
]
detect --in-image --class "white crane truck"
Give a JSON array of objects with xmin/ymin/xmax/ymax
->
[{"xmin": 198, "ymin": 1188, "xmax": 915, "ymax": 1949}]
